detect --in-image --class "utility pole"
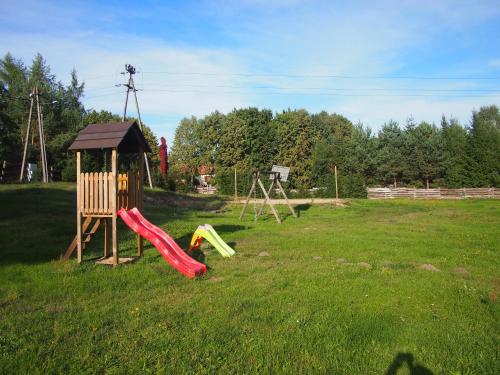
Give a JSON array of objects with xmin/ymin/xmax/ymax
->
[
  {"xmin": 19, "ymin": 87, "xmax": 48, "ymax": 183},
  {"xmin": 334, "ymin": 165, "xmax": 338, "ymax": 200},
  {"xmin": 119, "ymin": 64, "xmax": 153, "ymax": 188}
]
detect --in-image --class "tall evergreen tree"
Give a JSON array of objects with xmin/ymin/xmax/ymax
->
[
  {"xmin": 406, "ymin": 121, "xmax": 443, "ymax": 188},
  {"xmin": 441, "ymin": 115, "xmax": 468, "ymax": 187},
  {"xmin": 376, "ymin": 121, "xmax": 407, "ymax": 187},
  {"xmin": 466, "ymin": 105, "xmax": 500, "ymax": 187}
]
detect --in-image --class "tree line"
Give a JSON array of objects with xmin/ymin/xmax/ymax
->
[
  {"xmin": 0, "ymin": 53, "xmax": 160, "ymax": 183},
  {"xmin": 170, "ymin": 106, "xmax": 499, "ymax": 197},
  {"xmin": 1, "ymin": 53, "xmax": 498, "ymax": 196}
]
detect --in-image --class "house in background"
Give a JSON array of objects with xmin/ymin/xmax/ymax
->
[{"xmin": 195, "ymin": 164, "xmax": 216, "ymax": 194}]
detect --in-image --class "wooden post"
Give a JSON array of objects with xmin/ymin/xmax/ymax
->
[
  {"xmin": 19, "ymin": 90, "xmax": 34, "ymax": 182},
  {"xmin": 276, "ymin": 177, "xmax": 297, "ymax": 218},
  {"xmin": 103, "ymin": 218, "xmax": 109, "ymax": 258},
  {"xmin": 137, "ymin": 147, "xmax": 144, "ymax": 256},
  {"xmin": 76, "ymin": 151, "xmax": 82, "ymax": 264},
  {"xmin": 111, "ymin": 148, "xmax": 118, "ymax": 265},
  {"xmin": 239, "ymin": 175, "xmax": 257, "ymax": 220},
  {"xmin": 35, "ymin": 87, "xmax": 48, "ymax": 183},
  {"xmin": 334, "ymin": 165, "xmax": 339, "ymax": 200},
  {"xmin": 257, "ymin": 177, "xmax": 281, "ymax": 224},
  {"xmin": 257, "ymin": 178, "xmax": 275, "ymax": 217},
  {"xmin": 234, "ymin": 167, "xmax": 238, "ymax": 202}
]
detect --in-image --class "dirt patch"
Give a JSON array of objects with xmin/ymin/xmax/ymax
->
[
  {"xmin": 488, "ymin": 290, "xmax": 498, "ymax": 303},
  {"xmin": 336, "ymin": 258, "xmax": 346, "ymax": 264},
  {"xmin": 313, "ymin": 256, "xmax": 322, "ymax": 260},
  {"xmin": 258, "ymin": 251, "xmax": 270, "ymax": 257},
  {"xmin": 420, "ymin": 263, "xmax": 440, "ymax": 272},
  {"xmin": 452, "ymin": 267, "xmax": 469, "ymax": 276},
  {"xmin": 357, "ymin": 262, "xmax": 372, "ymax": 270},
  {"xmin": 207, "ymin": 276, "xmax": 224, "ymax": 283},
  {"xmin": 46, "ymin": 305, "xmax": 68, "ymax": 314}
]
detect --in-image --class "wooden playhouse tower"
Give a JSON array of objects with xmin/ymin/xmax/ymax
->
[{"xmin": 64, "ymin": 121, "xmax": 151, "ymax": 266}]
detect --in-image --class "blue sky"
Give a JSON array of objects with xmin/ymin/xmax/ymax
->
[{"xmin": 1, "ymin": 0, "xmax": 499, "ymax": 145}]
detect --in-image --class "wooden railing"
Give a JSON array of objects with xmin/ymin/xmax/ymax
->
[
  {"xmin": 368, "ymin": 187, "xmax": 500, "ymax": 200},
  {"xmin": 79, "ymin": 171, "xmax": 142, "ymax": 216}
]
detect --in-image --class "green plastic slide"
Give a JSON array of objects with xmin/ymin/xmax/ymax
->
[{"xmin": 188, "ymin": 224, "xmax": 235, "ymax": 257}]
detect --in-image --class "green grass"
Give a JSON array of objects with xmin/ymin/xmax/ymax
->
[{"xmin": 0, "ymin": 183, "xmax": 499, "ymax": 374}]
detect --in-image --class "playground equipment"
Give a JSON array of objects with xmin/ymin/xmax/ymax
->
[
  {"xmin": 239, "ymin": 169, "xmax": 296, "ymax": 224},
  {"xmin": 188, "ymin": 224, "xmax": 236, "ymax": 258},
  {"xmin": 63, "ymin": 121, "xmax": 206, "ymax": 277},
  {"xmin": 119, "ymin": 208, "xmax": 206, "ymax": 277},
  {"xmin": 19, "ymin": 87, "xmax": 48, "ymax": 183}
]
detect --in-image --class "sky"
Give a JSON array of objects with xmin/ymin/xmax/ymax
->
[{"xmin": 1, "ymin": 0, "xmax": 499, "ymax": 144}]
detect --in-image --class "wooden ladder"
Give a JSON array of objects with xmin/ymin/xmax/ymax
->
[{"xmin": 63, "ymin": 217, "xmax": 101, "ymax": 260}]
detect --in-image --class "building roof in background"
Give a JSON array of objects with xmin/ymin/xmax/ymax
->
[{"xmin": 68, "ymin": 121, "xmax": 152, "ymax": 153}]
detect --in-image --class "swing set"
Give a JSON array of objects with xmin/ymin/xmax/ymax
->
[{"xmin": 239, "ymin": 170, "xmax": 297, "ymax": 224}]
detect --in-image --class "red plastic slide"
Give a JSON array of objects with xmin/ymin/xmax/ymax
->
[{"xmin": 118, "ymin": 208, "xmax": 206, "ymax": 278}]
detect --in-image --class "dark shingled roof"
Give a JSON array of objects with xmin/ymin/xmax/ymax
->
[{"xmin": 68, "ymin": 121, "xmax": 152, "ymax": 153}]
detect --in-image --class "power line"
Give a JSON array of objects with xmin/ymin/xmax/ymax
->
[
  {"xmin": 135, "ymin": 82, "xmax": 500, "ymax": 93},
  {"xmin": 136, "ymin": 88, "xmax": 500, "ymax": 98},
  {"xmin": 138, "ymin": 71, "xmax": 500, "ymax": 80}
]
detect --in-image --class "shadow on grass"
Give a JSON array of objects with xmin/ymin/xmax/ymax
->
[
  {"xmin": 145, "ymin": 190, "xmax": 228, "ymax": 211},
  {"xmin": 294, "ymin": 203, "xmax": 311, "ymax": 218},
  {"xmin": 385, "ymin": 353, "xmax": 434, "ymax": 375},
  {"xmin": 0, "ymin": 184, "xmax": 229, "ymax": 265}
]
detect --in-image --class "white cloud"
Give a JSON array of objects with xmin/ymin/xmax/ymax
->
[
  {"xmin": 489, "ymin": 59, "xmax": 500, "ymax": 68},
  {"xmin": 1, "ymin": 0, "xmax": 499, "ymax": 144},
  {"xmin": 0, "ymin": 31, "xmax": 251, "ymax": 143}
]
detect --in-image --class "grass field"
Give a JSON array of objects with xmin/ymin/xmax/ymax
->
[{"xmin": 0, "ymin": 183, "xmax": 499, "ymax": 374}]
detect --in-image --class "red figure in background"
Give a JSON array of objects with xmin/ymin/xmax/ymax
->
[{"xmin": 159, "ymin": 137, "xmax": 168, "ymax": 180}]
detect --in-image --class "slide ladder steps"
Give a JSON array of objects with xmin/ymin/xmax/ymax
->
[{"xmin": 63, "ymin": 217, "xmax": 101, "ymax": 259}]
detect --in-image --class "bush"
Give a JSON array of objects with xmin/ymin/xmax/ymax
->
[{"xmin": 61, "ymin": 158, "xmax": 76, "ymax": 182}]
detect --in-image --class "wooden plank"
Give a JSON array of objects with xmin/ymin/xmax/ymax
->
[
  {"xmin": 103, "ymin": 172, "xmax": 108, "ymax": 214},
  {"xmin": 80, "ymin": 173, "xmax": 85, "ymax": 213},
  {"xmin": 276, "ymin": 178, "xmax": 297, "ymax": 217},
  {"xmin": 112, "ymin": 149, "xmax": 118, "ymax": 266},
  {"xmin": 64, "ymin": 216, "xmax": 92, "ymax": 260},
  {"xmin": 76, "ymin": 152, "xmax": 82, "ymax": 263},
  {"xmin": 257, "ymin": 178, "xmax": 275, "ymax": 217},
  {"xmin": 108, "ymin": 173, "xmax": 113, "ymax": 214},
  {"xmin": 104, "ymin": 218, "xmax": 109, "ymax": 258},
  {"xmin": 130, "ymin": 170, "xmax": 136, "ymax": 209},
  {"xmin": 239, "ymin": 176, "xmax": 257, "ymax": 220},
  {"xmin": 94, "ymin": 172, "xmax": 99, "ymax": 213},
  {"xmin": 257, "ymin": 177, "xmax": 281, "ymax": 224},
  {"xmin": 137, "ymin": 147, "xmax": 144, "ymax": 256},
  {"xmin": 89, "ymin": 173, "xmax": 94, "ymax": 214},
  {"xmin": 98, "ymin": 172, "xmax": 103, "ymax": 213}
]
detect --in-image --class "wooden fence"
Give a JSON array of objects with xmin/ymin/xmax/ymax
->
[
  {"xmin": 367, "ymin": 187, "xmax": 500, "ymax": 200},
  {"xmin": 80, "ymin": 171, "xmax": 142, "ymax": 216}
]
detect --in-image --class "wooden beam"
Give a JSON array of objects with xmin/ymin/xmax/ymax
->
[
  {"xmin": 257, "ymin": 177, "xmax": 281, "ymax": 224},
  {"xmin": 19, "ymin": 90, "xmax": 34, "ymax": 182},
  {"xmin": 63, "ymin": 216, "xmax": 91, "ymax": 260},
  {"xmin": 111, "ymin": 148, "xmax": 118, "ymax": 266},
  {"xmin": 257, "ymin": 178, "xmax": 275, "ymax": 217},
  {"xmin": 334, "ymin": 165, "xmax": 338, "ymax": 200},
  {"xmin": 239, "ymin": 175, "xmax": 257, "ymax": 220},
  {"xmin": 76, "ymin": 151, "xmax": 82, "ymax": 263},
  {"xmin": 276, "ymin": 178, "xmax": 297, "ymax": 218},
  {"xmin": 137, "ymin": 147, "xmax": 144, "ymax": 256},
  {"xmin": 104, "ymin": 218, "xmax": 109, "ymax": 258}
]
